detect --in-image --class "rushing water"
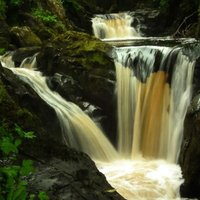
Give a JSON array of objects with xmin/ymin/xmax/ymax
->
[
  {"xmin": 92, "ymin": 12, "xmax": 141, "ymax": 39},
  {"xmin": 91, "ymin": 12, "xmax": 196, "ymax": 199},
  {"xmin": 114, "ymin": 46, "xmax": 195, "ymax": 162},
  {"xmin": 0, "ymin": 54, "xmax": 118, "ymax": 162},
  {"xmin": 0, "ymin": 12, "xmax": 197, "ymax": 199}
]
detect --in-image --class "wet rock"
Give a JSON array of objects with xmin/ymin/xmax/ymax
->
[
  {"xmin": 36, "ymin": 31, "xmax": 117, "ymax": 141},
  {"xmin": 0, "ymin": 63, "xmax": 62, "ymax": 143},
  {"xmin": 179, "ymin": 94, "xmax": 200, "ymax": 199},
  {"xmin": 0, "ymin": 63, "xmax": 124, "ymax": 200},
  {"xmin": 26, "ymin": 145, "xmax": 125, "ymax": 200},
  {"xmin": 12, "ymin": 47, "xmax": 41, "ymax": 67},
  {"xmin": 10, "ymin": 26, "xmax": 42, "ymax": 47}
]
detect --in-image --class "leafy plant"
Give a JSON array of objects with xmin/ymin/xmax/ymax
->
[
  {"xmin": 32, "ymin": 8, "xmax": 58, "ymax": 25},
  {"xmin": 0, "ymin": 124, "xmax": 47, "ymax": 200},
  {"xmin": 0, "ymin": 48, "xmax": 5, "ymax": 55}
]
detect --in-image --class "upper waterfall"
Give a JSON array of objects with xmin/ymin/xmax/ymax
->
[
  {"xmin": 114, "ymin": 46, "xmax": 195, "ymax": 162},
  {"xmin": 92, "ymin": 12, "xmax": 141, "ymax": 39}
]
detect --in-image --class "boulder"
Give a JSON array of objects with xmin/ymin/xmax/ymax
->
[{"xmin": 10, "ymin": 26, "xmax": 42, "ymax": 47}]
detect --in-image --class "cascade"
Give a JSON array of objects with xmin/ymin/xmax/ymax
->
[
  {"xmin": 0, "ymin": 54, "xmax": 118, "ymax": 162},
  {"xmin": 92, "ymin": 12, "xmax": 196, "ymax": 199},
  {"xmin": 92, "ymin": 12, "xmax": 141, "ymax": 39},
  {"xmin": 114, "ymin": 46, "xmax": 195, "ymax": 162},
  {"xmin": 0, "ymin": 11, "xmax": 196, "ymax": 199}
]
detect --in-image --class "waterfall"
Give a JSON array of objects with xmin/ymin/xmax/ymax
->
[
  {"xmin": 114, "ymin": 46, "xmax": 195, "ymax": 162},
  {"xmin": 91, "ymin": 12, "xmax": 196, "ymax": 200},
  {"xmin": 0, "ymin": 54, "xmax": 118, "ymax": 162},
  {"xmin": 0, "ymin": 12, "xmax": 196, "ymax": 199},
  {"xmin": 92, "ymin": 12, "xmax": 141, "ymax": 39}
]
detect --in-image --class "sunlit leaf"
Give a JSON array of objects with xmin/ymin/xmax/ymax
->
[
  {"xmin": 38, "ymin": 191, "xmax": 49, "ymax": 200},
  {"xmin": 20, "ymin": 160, "xmax": 34, "ymax": 176},
  {"xmin": 0, "ymin": 137, "xmax": 18, "ymax": 154}
]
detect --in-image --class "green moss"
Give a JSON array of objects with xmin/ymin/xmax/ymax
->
[
  {"xmin": 0, "ymin": 80, "xmax": 41, "ymax": 132},
  {"xmin": 32, "ymin": 8, "xmax": 58, "ymax": 25}
]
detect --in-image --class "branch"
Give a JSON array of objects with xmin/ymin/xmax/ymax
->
[{"xmin": 172, "ymin": 11, "xmax": 198, "ymax": 37}]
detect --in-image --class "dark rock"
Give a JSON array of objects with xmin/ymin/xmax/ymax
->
[
  {"xmin": 24, "ymin": 141, "xmax": 125, "ymax": 200},
  {"xmin": 0, "ymin": 61, "xmax": 124, "ymax": 200},
  {"xmin": 12, "ymin": 47, "xmax": 41, "ymax": 67},
  {"xmin": 179, "ymin": 94, "xmax": 200, "ymax": 199},
  {"xmin": 0, "ymin": 63, "xmax": 62, "ymax": 143}
]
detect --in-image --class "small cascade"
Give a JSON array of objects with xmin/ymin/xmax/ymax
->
[
  {"xmin": 0, "ymin": 54, "xmax": 118, "ymax": 162},
  {"xmin": 114, "ymin": 46, "xmax": 195, "ymax": 162},
  {"xmin": 92, "ymin": 12, "xmax": 141, "ymax": 39}
]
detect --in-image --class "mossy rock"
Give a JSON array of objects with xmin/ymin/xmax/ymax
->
[
  {"xmin": 36, "ymin": 30, "xmax": 116, "ymax": 141},
  {"xmin": 10, "ymin": 26, "xmax": 42, "ymax": 47}
]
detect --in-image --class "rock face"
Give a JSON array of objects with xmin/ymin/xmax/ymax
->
[
  {"xmin": 26, "ymin": 142, "xmax": 124, "ymax": 200},
  {"xmin": 179, "ymin": 47, "xmax": 200, "ymax": 199},
  {"xmin": 179, "ymin": 93, "xmax": 200, "ymax": 199}
]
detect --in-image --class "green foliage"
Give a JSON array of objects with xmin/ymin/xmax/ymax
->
[
  {"xmin": 0, "ymin": 124, "xmax": 34, "ymax": 199},
  {"xmin": 32, "ymin": 8, "xmax": 58, "ymax": 25},
  {"xmin": 38, "ymin": 192, "xmax": 49, "ymax": 200},
  {"xmin": 0, "ymin": 124, "xmax": 48, "ymax": 200},
  {"xmin": 0, "ymin": 48, "xmax": 5, "ymax": 55}
]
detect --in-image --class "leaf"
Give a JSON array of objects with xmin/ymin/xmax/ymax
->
[
  {"xmin": 0, "ymin": 137, "xmax": 18, "ymax": 155},
  {"xmin": 1, "ymin": 166, "xmax": 20, "ymax": 180},
  {"xmin": 14, "ymin": 139, "xmax": 22, "ymax": 148},
  {"xmin": 23, "ymin": 131, "xmax": 36, "ymax": 139},
  {"xmin": 15, "ymin": 124, "xmax": 35, "ymax": 139},
  {"xmin": 38, "ymin": 191, "xmax": 49, "ymax": 200},
  {"xmin": 15, "ymin": 124, "xmax": 24, "ymax": 138},
  {"xmin": 20, "ymin": 160, "xmax": 34, "ymax": 176},
  {"xmin": 29, "ymin": 194, "xmax": 36, "ymax": 200},
  {"xmin": 12, "ymin": 184, "xmax": 27, "ymax": 200}
]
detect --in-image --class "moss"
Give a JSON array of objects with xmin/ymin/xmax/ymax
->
[
  {"xmin": 10, "ymin": 26, "xmax": 42, "ymax": 47},
  {"xmin": 0, "ymin": 80, "xmax": 41, "ymax": 132}
]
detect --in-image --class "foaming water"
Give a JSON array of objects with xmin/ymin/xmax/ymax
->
[
  {"xmin": 92, "ymin": 12, "xmax": 140, "ymax": 39},
  {"xmin": 96, "ymin": 159, "xmax": 184, "ymax": 200},
  {"xmin": 0, "ymin": 45, "xmax": 196, "ymax": 199},
  {"xmin": 0, "ymin": 54, "xmax": 118, "ymax": 161},
  {"xmin": 114, "ymin": 46, "xmax": 195, "ymax": 162}
]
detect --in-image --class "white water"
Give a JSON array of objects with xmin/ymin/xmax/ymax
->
[
  {"xmin": 91, "ymin": 12, "xmax": 196, "ymax": 200},
  {"xmin": 0, "ymin": 55, "xmax": 118, "ymax": 162},
  {"xmin": 0, "ymin": 51, "xmax": 195, "ymax": 199},
  {"xmin": 0, "ymin": 13, "xmax": 196, "ymax": 198},
  {"xmin": 114, "ymin": 46, "xmax": 195, "ymax": 162},
  {"xmin": 92, "ymin": 12, "xmax": 141, "ymax": 39}
]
